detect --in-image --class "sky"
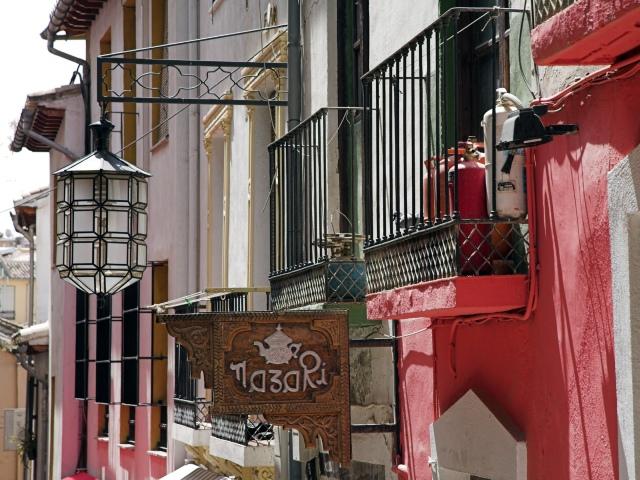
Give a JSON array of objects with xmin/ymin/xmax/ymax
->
[{"xmin": 0, "ymin": 2, "xmax": 85, "ymax": 235}]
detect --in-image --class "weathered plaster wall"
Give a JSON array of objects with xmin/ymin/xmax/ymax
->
[
  {"xmin": 608, "ymin": 145, "xmax": 640, "ymax": 480},
  {"xmin": 368, "ymin": 0, "xmax": 439, "ymax": 68}
]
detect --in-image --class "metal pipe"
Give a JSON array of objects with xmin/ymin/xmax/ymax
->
[
  {"xmin": 23, "ymin": 129, "xmax": 79, "ymax": 160},
  {"xmin": 188, "ymin": 0, "xmax": 201, "ymax": 293},
  {"xmin": 46, "ymin": 31, "xmax": 91, "ymax": 155},
  {"xmin": 287, "ymin": 0, "xmax": 302, "ymax": 128}
]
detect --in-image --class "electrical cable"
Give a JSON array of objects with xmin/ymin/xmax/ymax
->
[{"xmin": 101, "ymin": 23, "xmax": 288, "ymax": 57}]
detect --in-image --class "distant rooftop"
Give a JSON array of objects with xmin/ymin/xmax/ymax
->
[
  {"xmin": 10, "ymin": 84, "xmax": 82, "ymax": 153},
  {"xmin": 41, "ymin": 0, "xmax": 107, "ymax": 39}
]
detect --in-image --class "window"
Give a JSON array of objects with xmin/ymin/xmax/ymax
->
[
  {"xmin": 150, "ymin": 262, "xmax": 168, "ymax": 450},
  {"xmin": 75, "ymin": 289, "xmax": 89, "ymax": 400},
  {"xmin": 122, "ymin": 0, "xmax": 137, "ymax": 162},
  {"xmin": 338, "ymin": 0, "xmax": 369, "ymax": 233},
  {"xmin": 0, "ymin": 285, "xmax": 15, "ymax": 320},
  {"xmin": 121, "ymin": 283, "xmax": 139, "ymax": 406},
  {"xmin": 452, "ymin": 0, "xmax": 510, "ymax": 142},
  {"xmin": 98, "ymin": 404, "xmax": 109, "ymax": 437},
  {"xmin": 151, "ymin": 0, "xmax": 168, "ymax": 144},
  {"xmin": 95, "ymin": 294, "xmax": 112, "ymax": 404},
  {"xmin": 120, "ymin": 406, "xmax": 136, "ymax": 445}
]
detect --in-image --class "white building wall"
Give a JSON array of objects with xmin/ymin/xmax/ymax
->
[
  {"xmin": 369, "ymin": 0, "xmax": 439, "ymax": 68},
  {"xmin": 608, "ymin": 144, "xmax": 640, "ymax": 480}
]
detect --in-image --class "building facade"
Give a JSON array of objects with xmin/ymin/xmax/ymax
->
[{"xmin": 8, "ymin": 0, "xmax": 640, "ymax": 479}]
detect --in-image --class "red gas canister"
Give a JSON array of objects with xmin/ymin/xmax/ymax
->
[
  {"xmin": 423, "ymin": 148, "xmax": 465, "ymax": 223},
  {"xmin": 448, "ymin": 139, "xmax": 491, "ymax": 274}
]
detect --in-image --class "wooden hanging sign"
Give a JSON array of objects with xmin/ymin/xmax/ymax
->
[{"xmin": 163, "ymin": 310, "xmax": 351, "ymax": 465}]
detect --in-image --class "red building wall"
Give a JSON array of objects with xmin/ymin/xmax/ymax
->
[{"xmin": 393, "ymin": 56, "xmax": 640, "ymax": 480}]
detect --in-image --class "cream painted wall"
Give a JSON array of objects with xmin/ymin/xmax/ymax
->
[
  {"xmin": 0, "ymin": 351, "xmax": 25, "ymax": 480},
  {"xmin": 0, "ymin": 278, "xmax": 28, "ymax": 325}
]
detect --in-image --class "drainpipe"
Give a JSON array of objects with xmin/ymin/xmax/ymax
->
[
  {"xmin": 188, "ymin": 1, "xmax": 201, "ymax": 293},
  {"xmin": 287, "ymin": 0, "xmax": 301, "ymax": 129},
  {"xmin": 45, "ymin": 21, "xmax": 91, "ymax": 154},
  {"xmin": 24, "ymin": 129, "xmax": 79, "ymax": 160}
]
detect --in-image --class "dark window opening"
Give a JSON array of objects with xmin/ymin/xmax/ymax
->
[
  {"xmin": 121, "ymin": 283, "xmax": 140, "ymax": 406},
  {"xmin": 75, "ymin": 290, "xmax": 89, "ymax": 400},
  {"xmin": 95, "ymin": 294, "xmax": 112, "ymax": 404},
  {"xmin": 157, "ymin": 405, "xmax": 167, "ymax": 451}
]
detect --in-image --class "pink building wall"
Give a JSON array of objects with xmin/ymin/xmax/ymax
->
[{"xmin": 388, "ymin": 47, "xmax": 640, "ymax": 480}]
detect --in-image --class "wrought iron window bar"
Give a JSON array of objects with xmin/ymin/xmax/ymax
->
[
  {"xmin": 362, "ymin": 7, "xmax": 531, "ymax": 294},
  {"xmin": 268, "ymin": 107, "xmax": 365, "ymax": 309}
]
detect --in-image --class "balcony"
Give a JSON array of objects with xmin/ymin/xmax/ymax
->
[
  {"xmin": 209, "ymin": 415, "xmax": 275, "ymax": 468},
  {"xmin": 174, "ymin": 398, "xmax": 211, "ymax": 430},
  {"xmin": 268, "ymin": 108, "xmax": 366, "ymax": 310},
  {"xmin": 361, "ymin": 7, "xmax": 530, "ymax": 318}
]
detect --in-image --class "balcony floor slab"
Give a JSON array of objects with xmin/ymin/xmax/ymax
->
[
  {"xmin": 209, "ymin": 435, "xmax": 275, "ymax": 468},
  {"xmin": 366, "ymin": 275, "xmax": 528, "ymax": 320},
  {"xmin": 172, "ymin": 423, "xmax": 212, "ymax": 447}
]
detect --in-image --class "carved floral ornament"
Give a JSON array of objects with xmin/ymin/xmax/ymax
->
[{"xmin": 162, "ymin": 310, "xmax": 351, "ymax": 466}]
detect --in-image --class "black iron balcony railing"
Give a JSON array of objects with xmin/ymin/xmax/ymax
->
[
  {"xmin": 534, "ymin": 0, "xmax": 575, "ymax": 24},
  {"xmin": 362, "ymin": 7, "xmax": 530, "ymax": 294},
  {"xmin": 211, "ymin": 414, "xmax": 274, "ymax": 446},
  {"xmin": 268, "ymin": 107, "xmax": 366, "ymax": 309},
  {"xmin": 174, "ymin": 398, "xmax": 212, "ymax": 430}
]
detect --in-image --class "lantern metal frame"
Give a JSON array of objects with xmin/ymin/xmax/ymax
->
[{"xmin": 54, "ymin": 119, "xmax": 151, "ymax": 295}]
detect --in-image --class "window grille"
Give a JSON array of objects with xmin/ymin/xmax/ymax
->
[
  {"xmin": 75, "ymin": 290, "xmax": 90, "ymax": 399},
  {"xmin": 121, "ymin": 283, "xmax": 139, "ymax": 406},
  {"xmin": 0, "ymin": 285, "xmax": 15, "ymax": 320},
  {"xmin": 95, "ymin": 294, "xmax": 112, "ymax": 404}
]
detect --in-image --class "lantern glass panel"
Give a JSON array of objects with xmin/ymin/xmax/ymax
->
[
  {"xmin": 137, "ymin": 180, "xmax": 147, "ymax": 205},
  {"xmin": 57, "ymin": 178, "xmax": 67, "ymax": 204},
  {"xmin": 73, "ymin": 209, "xmax": 94, "ymax": 234},
  {"xmin": 57, "ymin": 210, "xmax": 69, "ymax": 239},
  {"xmin": 134, "ymin": 212, "xmax": 147, "ymax": 236},
  {"xmin": 105, "ymin": 276, "xmax": 120, "ymax": 293},
  {"xmin": 56, "ymin": 242, "xmax": 66, "ymax": 266},
  {"xmin": 106, "ymin": 242, "xmax": 128, "ymax": 265},
  {"xmin": 73, "ymin": 241, "xmax": 95, "ymax": 265},
  {"xmin": 137, "ymin": 243, "xmax": 147, "ymax": 266},
  {"xmin": 73, "ymin": 177, "xmax": 95, "ymax": 203},
  {"xmin": 107, "ymin": 209, "xmax": 130, "ymax": 236},
  {"xmin": 107, "ymin": 177, "xmax": 130, "ymax": 203}
]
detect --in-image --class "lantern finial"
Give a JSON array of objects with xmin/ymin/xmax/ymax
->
[{"xmin": 89, "ymin": 119, "xmax": 115, "ymax": 151}]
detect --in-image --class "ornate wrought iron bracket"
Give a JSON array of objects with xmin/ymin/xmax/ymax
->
[{"xmin": 97, "ymin": 56, "xmax": 288, "ymax": 106}]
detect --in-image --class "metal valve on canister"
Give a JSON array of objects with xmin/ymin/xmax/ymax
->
[{"xmin": 481, "ymin": 88, "xmax": 527, "ymax": 219}]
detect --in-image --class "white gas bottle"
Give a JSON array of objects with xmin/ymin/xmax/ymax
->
[{"xmin": 481, "ymin": 88, "xmax": 527, "ymax": 219}]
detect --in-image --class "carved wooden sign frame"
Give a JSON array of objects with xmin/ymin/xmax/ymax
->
[{"xmin": 162, "ymin": 310, "xmax": 351, "ymax": 465}]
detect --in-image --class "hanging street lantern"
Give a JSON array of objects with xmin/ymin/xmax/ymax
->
[{"xmin": 54, "ymin": 119, "xmax": 151, "ymax": 295}]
